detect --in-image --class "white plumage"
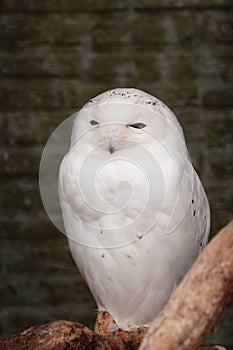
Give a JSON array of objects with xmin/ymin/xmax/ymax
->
[{"xmin": 58, "ymin": 88, "xmax": 210, "ymax": 330}]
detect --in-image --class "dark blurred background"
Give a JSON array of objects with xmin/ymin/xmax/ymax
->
[{"xmin": 0, "ymin": 0, "xmax": 232, "ymax": 347}]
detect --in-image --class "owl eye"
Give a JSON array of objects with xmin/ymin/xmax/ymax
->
[
  {"xmin": 90, "ymin": 120, "xmax": 99, "ymax": 125},
  {"xmin": 127, "ymin": 122, "xmax": 146, "ymax": 129}
]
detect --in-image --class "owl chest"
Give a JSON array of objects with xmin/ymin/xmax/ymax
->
[{"xmin": 83, "ymin": 157, "xmax": 148, "ymax": 214}]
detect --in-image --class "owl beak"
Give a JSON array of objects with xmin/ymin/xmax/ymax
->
[
  {"xmin": 109, "ymin": 138, "xmax": 115, "ymax": 154},
  {"xmin": 98, "ymin": 126, "xmax": 121, "ymax": 154}
]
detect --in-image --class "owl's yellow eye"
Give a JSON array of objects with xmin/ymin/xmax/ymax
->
[{"xmin": 127, "ymin": 122, "xmax": 146, "ymax": 129}]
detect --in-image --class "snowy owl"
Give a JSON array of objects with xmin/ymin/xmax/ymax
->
[{"xmin": 58, "ymin": 88, "xmax": 210, "ymax": 330}]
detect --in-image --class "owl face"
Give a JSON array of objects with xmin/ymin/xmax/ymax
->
[{"xmin": 70, "ymin": 101, "xmax": 168, "ymax": 154}]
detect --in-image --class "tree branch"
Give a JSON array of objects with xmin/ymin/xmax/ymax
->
[
  {"xmin": 139, "ymin": 220, "xmax": 233, "ymax": 350},
  {"xmin": 0, "ymin": 320, "xmax": 128, "ymax": 350}
]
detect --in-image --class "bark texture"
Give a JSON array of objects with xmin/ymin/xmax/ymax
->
[
  {"xmin": 0, "ymin": 320, "xmax": 228, "ymax": 350},
  {"xmin": 0, "ymin": 320, "xmax": 128, "ymax": 350}
]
